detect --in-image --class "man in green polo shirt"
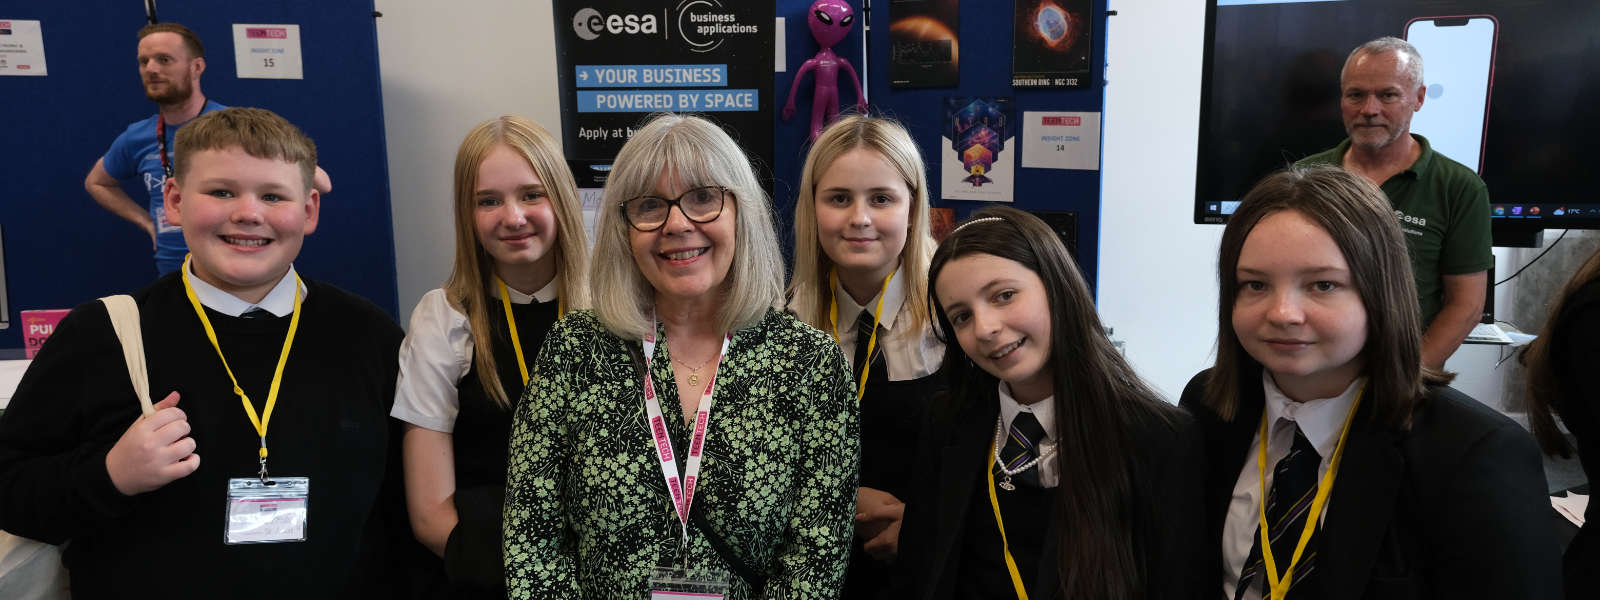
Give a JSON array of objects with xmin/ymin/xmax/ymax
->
[{"xmin": 1298, "ymin": 36, "xmax": 1492, "ymax": 369}]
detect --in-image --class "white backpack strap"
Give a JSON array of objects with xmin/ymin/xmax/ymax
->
[{"xmin": 99, "ymin": 295, "xmax": 154, "ymax": 416}]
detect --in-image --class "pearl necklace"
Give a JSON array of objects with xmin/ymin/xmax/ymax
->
[{"xmin": 992, "ymin": 416, "xmax": 1057, "ymax": 491}]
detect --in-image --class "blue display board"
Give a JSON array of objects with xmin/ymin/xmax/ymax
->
[
  {"xmin": 0, "ymin": 1, "xmax": 396, "ymax": 350},
  {"xmin": 771, "ymin": 0, "xmax": 1107, "ymax": 290}
]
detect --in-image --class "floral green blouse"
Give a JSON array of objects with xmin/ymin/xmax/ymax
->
[{"xmin": 503, "ymin": 308, "xmax": 859, "ymax": 599}]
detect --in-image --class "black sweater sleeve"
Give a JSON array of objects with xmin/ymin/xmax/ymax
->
[
  {"xmin": 339, "ymin": 295, "xmax": 417, "ymax": 597},
  {"xmin": 0, "ymin": 302, "xmax": 141, "ymax": 543},
  {"xmin": 1136, "ymin": 409, "xmax": 1210, "ymax": 600},
  {"xmin": 442, "ymin": 483, "xmax": 509, "ymax": 592}
]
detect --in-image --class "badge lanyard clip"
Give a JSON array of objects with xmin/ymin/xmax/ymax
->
[{"xmin": 258, "ymin": 438, "xmax": 271, "ymax": 484}]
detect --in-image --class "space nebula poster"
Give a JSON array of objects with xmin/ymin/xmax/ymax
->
[
  {"xmin": 1011, "ymin": 0, "xmax": 1092, "ymax": 88},
  {"xmin": 941, "ymin": 97, "xmax": 1015, "ymax": 202}
]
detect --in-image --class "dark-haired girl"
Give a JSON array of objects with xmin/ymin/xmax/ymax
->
[
  {"xmin": 1181, "ymin": 165, "xmax": 1560, "ymax": 600},
  {"xmin": 1523, "ymin": 243, "xmax": 1600, "ymax": 600},
  {"xmin": 892, "ymin": 205, "xmax": 1206, "ymax": 600}
]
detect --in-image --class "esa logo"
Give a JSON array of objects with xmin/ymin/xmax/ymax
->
[
  {"xmin": 573, "ymin": 7, "xmax": 659, "ymax": 40},
  {"xmin": 1395, "ymin": 210, "xmax": 1427, "ymax": 228}
]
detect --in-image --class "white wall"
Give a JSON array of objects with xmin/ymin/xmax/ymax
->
[
  {"xmin": 1099, "ymin": 0, "xmax": 1221, "ymax": 402},
  {"xmin": 375, "ymin": 0, "xmax": 563, "ymax": 320},
  {"xmin": 1098, "ymin": 0, "xmax": 1513, "ymax": 411}
]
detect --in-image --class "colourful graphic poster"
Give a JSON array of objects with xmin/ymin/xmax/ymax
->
[{"xmin": 941, "ymin": 97, "xmax": 1014, "ymax": 202}]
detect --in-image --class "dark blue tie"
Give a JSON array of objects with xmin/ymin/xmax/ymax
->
[
  {"xmin": 1236, "ymin": 425, "xmax": 1323, "ymax": 600},
  {"xmin": 851, "ymin": 309, "xmax": 887, "ymax": 387},
  {"xmin": 994, "ymin": 411, "xmax": 1047, "ymax": 488}
]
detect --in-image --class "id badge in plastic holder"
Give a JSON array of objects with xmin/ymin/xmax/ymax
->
[
  {"xmin": 224, "ymin": 477, "xmax": 309, "ymax": 545},
  {"xmin": 647, "ymin": 566, "xmax": 730, "ymax": 599}
]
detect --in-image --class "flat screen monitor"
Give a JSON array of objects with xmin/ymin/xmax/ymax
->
[{"xmin": 1195, "ymin": 0, "xmax": 1600, "ymax": 234}]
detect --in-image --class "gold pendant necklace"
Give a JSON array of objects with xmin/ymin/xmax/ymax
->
[{"xmin": 673, "ymin": 356, "xmax": 712, "ymax": 388}]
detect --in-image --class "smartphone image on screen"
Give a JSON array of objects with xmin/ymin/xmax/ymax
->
[{"xmin": 1404, "ymin": 15, "xmax": 1498, "ymax": 174}]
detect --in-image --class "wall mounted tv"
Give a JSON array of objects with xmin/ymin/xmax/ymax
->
[{"xmin": 1195, "ymin": 0, "xmax": 1600, "ymax": 236}]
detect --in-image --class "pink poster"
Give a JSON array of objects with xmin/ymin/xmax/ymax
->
[{"xmin": 22, "ymin": 309, "xmax": 70, "ymax": 359}]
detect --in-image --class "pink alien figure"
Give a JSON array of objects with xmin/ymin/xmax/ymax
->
[{"xmin": 782, "ymin": 0, "xmax": 867, "ymax": 141}]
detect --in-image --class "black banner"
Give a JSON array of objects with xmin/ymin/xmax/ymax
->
[{"xmin": 552, "ymin": 0, "xmax": 775, "ymax": 173}]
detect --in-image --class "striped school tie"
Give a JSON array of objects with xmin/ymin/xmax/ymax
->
[
  {"xmin": 1236, "ymin": 425, "xmax": 1323, "ymax": 600},
  {"xmin": 994, "ymin": 411, "xmax": 1047, "ymax": 489}
]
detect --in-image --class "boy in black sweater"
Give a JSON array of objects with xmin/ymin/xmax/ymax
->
[{"xmin": 0, "ymin": 107, "xmax": 407, "ymax": 598}]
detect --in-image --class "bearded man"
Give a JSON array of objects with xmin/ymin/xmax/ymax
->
[{"xmin": 84, "ymin": 23, "xmax": 329, "ymax": 274}]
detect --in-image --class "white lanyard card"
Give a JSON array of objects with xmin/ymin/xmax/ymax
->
[{"xmin": 224, "ymin": 477, "xmax": 309, "ymax": 544}]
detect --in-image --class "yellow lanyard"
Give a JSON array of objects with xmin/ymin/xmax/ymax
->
[
  {"xmin": 179, "ymin": 254, "xmax": 302, "ymax": 474},
  {"xmin": 496, "ymin": 278, "xmax": 531, "ymax": 386},
  {"xmin": 1256, "ymin": 387, "xmax": 1364, "ymax": 600},
  {"xmin": 985, "ymin": 438, "xmax": 1031, "ymax": 600},
  {"xmin": 828, "ymin": 269, "xmax": 894, "ymax": 402}
]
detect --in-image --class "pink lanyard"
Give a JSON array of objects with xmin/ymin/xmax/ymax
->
[
  {"xmin": 155, "ymin": 97, "xmax": 204, "ymax": 179},
  {"xmin": 640, "ymin": 314, "xmax": 732, "ymax": 546},
  {"xmin": 156, "ymin": 113, "xmax": 173, "ymax": 178}
]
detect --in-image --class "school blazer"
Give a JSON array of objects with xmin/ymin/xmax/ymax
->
[
  {"xmin": 1179, "ymin": 369, "xmax": 1563, "ymax": 600},
  {"xmin": 887, "ymin": 386, "xmax": 1208, "ymax": 600}
]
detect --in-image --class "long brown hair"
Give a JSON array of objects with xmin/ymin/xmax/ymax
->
[
  {"xmin": 928, "ymin": 205, "xmax": 1180, "ymax": 600},
  {"xmin": 787, "ymin": 114, "xmax": 936, "ymax": 338},
  {"xmin": 445, "ymin": 116, "xmax": 589, "ymax": 409},
  {"xmin": 1206, "ymin": 165, "xmax": 1448, "ymax": 428},
  {"xmin": 1521, "ymin": 246, "xmax": 1600, "ymax": 457}
]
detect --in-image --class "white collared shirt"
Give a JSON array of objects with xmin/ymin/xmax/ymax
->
[
  {"xmin": 831, "ymin": 264, "xmax": 944, "ymax": 381},
  {"xmin": 996, "ymin": 381, "xmax": 1060, "ymax": 488},
  {"xmin": 184, "ymin": 262, "xmax": 307, "ymax": 317},
  {"xmin": 1221, "ymin": 372, "xmax": 1365, "ymax": 600},
  {"xmin": 390, "ymin": 279, "xmax": 559, "ymax": 433}
]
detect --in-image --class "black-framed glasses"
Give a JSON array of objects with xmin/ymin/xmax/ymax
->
[{"xmin": 621, "ymin": 186, "xmax": 729, "ymax": 232}]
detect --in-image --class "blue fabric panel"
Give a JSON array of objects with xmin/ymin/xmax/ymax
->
[
  {"xmin": 0, "ymin": 1, "xmax": 397, "ymax": 349},
  {"xmin": 770, "ymin": 0, "xmax": 1108, "ymax": 293}
]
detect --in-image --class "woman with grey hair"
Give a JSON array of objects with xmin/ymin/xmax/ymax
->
[{"xmin": 502, "ymin": 113, "xmax": 859, "ymax": 598}]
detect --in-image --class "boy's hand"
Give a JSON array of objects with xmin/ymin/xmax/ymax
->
[{"xmin": 105, "ymin": 392, "xmax": 201, "ymax": 495}]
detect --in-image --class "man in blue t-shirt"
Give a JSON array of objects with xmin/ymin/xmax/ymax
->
[{"xmin": 84, "ymin": 23, "xmax": 330, "ymax": 275}]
